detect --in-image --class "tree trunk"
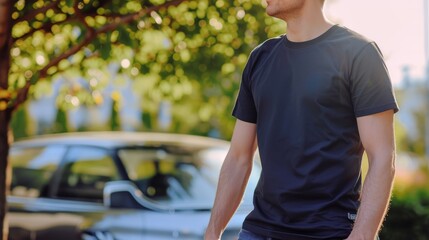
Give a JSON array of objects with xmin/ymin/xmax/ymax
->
[
  {"xmin": 0, "ymin": 108, "xmax": 11, "ymax": 240},
  {"xmin": 0, "ymin": 0, "xmax": 13, "ymax": 239}
]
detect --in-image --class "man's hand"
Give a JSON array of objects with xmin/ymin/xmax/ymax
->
[{"xmin": 204, "ymin": 232, "xmax": 220, "ymax": 240}]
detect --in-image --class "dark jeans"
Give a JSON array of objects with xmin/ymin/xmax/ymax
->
[{"xmin": 237, "ymin": 229, "xmax": 380, "ymax": 240}]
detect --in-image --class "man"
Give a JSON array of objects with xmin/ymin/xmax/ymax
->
[{"xmin": 205, "ymin": 0, "xmax": 398, "ymax": 239}]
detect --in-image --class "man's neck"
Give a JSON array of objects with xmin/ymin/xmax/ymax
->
[{"xmin": 283, "ymin": 3, "xmax": 333, "ymax": 42}]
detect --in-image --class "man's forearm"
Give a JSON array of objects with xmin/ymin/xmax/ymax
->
[
  {"xmin": 348, "ymin": 154, "xmax": 395, "ymax": 240},
  {"xmin": 205, "ymin": 155, "xmax": 253, "ymax": 240}
]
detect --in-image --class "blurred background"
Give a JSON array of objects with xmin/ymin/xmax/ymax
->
[{"xmin": 3, "ymin": 0, "xmax": 429, "ymax": 239}]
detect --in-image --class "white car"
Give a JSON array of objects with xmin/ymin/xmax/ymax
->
[{"xmin": 8, "ymin": 132, "xmax": 260, "ymax": 240}]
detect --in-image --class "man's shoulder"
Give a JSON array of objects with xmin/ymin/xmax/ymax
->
[
  {"xmin": 254, "ymin": 36, "xmax": 284, "ymax": 51},
  {"xmin": 332, "ymin": 25, "xmax": 375, "ymax": 51},
  {"xmin": 247, "ymin": 36, "xmax": 284, "ymax": 64}
]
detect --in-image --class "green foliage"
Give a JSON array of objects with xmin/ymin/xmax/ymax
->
[
  {"xmin": 380, "ymin": 186, "xmax": 429, "ymax": 240},
  {"xmin": 9, "ymin": 0, "xmax": 285, "ymax": 139},
  {"xmin": 53, "ymin": 108, "xmax": 69, "ymax": 133},
  {"xmin": 135, "ymin": 0, "xmax": 284, "ymax": 138},
  {"xmin": 141, "ymin": 111, "xmax": 153, "ymax": 130},
  {"xmin": 10, "ymin": 105, "xmax": 29, "ymax": 140},
  {"xmin": 393, "ymin": 88, "xmax": 426, "ymax": 156},
  {"xmin": 110, "ymin": 97, "xmax": 120, "ymax": 131}
]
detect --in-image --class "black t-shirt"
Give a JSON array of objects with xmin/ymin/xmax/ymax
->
[{"xmin": 232, "ymin": 25, "xmax": 399, "ymax": 240}]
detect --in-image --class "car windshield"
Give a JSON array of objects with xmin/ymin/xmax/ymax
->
[{"xmin": 117, "ymin": 145, "xmax": 258, "ymax": 209}]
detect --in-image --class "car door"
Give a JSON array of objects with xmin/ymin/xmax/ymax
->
[
  {"xmin": 116, "ymin": 147, "xmax": 237, "ymax": 239},
  {"xmin": 8, "ymin": 144, "xmax": 85, "ymax": 240},
  {"xmin": 51, "ymin": 145, "xmax": 145, "ymax": 240},
  {"xmin": 116, "ymin": 147, "xmax": 207, "ymax": 239}
]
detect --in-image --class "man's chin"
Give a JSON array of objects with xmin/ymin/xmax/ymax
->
[{"xmin": 265, "ymin": 8, "xmax": 275, "ymax": 17}]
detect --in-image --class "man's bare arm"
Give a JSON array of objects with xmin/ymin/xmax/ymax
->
[
  {"xmin": 347, "ymin": 110, "xmax": 396, "ymax": 240},
  {"xmin": 205, "ymin": 119, "xmax": 257, "ymax": 240}
]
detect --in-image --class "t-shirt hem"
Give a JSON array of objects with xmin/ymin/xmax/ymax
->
[
  {"xmin": 242, "ymin": 222, "xmax": 348, "ymax": 240},
  {"xmin": 355, "ymin": 102, "xmax": 399, "ymax": 118}
]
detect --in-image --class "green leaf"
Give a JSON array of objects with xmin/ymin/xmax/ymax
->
[
  {"xmin": 117, "ymin": 27, "xmax": 136, "ymax": 48},
  {"xmin": 95, "ymin": 32, "xmax": 112, "ymax": 60},
  {"xmin": 66, "ymin": 0, "xmax": 74, "ymax": 8},
  {"xmin": 100, "ymin": 42, "xmax": 112, "ymax": 60},
  {"xmin": 76, "ymin": 27, "xmax": 87, "ymax": 43}
]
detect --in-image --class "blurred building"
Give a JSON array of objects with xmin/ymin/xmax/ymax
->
[
  {"xmin": 396, "ymin": 66, "xmax": 426, "ymax": 142},
  {"xmin": 26, "ymin": 74, "xmax": 144, "ymax": 135}
]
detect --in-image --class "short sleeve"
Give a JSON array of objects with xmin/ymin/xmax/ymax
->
[
  {"xmin": 232, "ymin": 55, "xmax": 257, "ymax": 123},
  {"xmin": 350, "ymin": 42, "xmax": 399, "ymax": 117}
]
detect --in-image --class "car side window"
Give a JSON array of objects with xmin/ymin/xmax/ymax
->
[
  {"xmin": 118, "ymin": 148, "xmax": 216, "ymax": 204},
  {"xmin": 55, "ymin": 146, "xmax": 120, "ymax": 203},
  {"xmin": 10, "ymin": 146, "xmax": 67, "ymax": 198}
]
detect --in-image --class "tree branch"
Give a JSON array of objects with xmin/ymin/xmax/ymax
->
[
  {"xmin": 96, "ymin": 0, "xmax": 187, "ymax": 34},
  {"xmin": 44, "ymin": 34, "xmax": 96, "ymax": 79},
  {"xmin": 11, "ymin": 27, "xmax": 96, "ymax": 110},
  {"xmin": 11, "ymin": 0, "xmax": 189, "ymax": 110},
  {"xmin": 13, "ymin": 0, "xmax": 187, "ymax": 43},
  {"xmin": 13, "ymin": 21, "xmax": 55, "ymax": 43},
  {"xmin": 12, "ymin": 14, "xmax": 79, "ymax": 43},
  {"xmin": 13, "ymin": 0, "xmax": 59, "ymax": 24}
]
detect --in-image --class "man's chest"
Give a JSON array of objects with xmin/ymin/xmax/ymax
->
[{"xmin": 250, "ymin": 52, "xmax": 351, "ymax": 112}]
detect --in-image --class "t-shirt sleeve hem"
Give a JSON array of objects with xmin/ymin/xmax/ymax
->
[
  {"xmin": 355, "ymin": 102, "xmax": 399, "ymax": 118},
  {"xmin": 232, "ymin": 112, "xmax": 257, "ymax": 124}
]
